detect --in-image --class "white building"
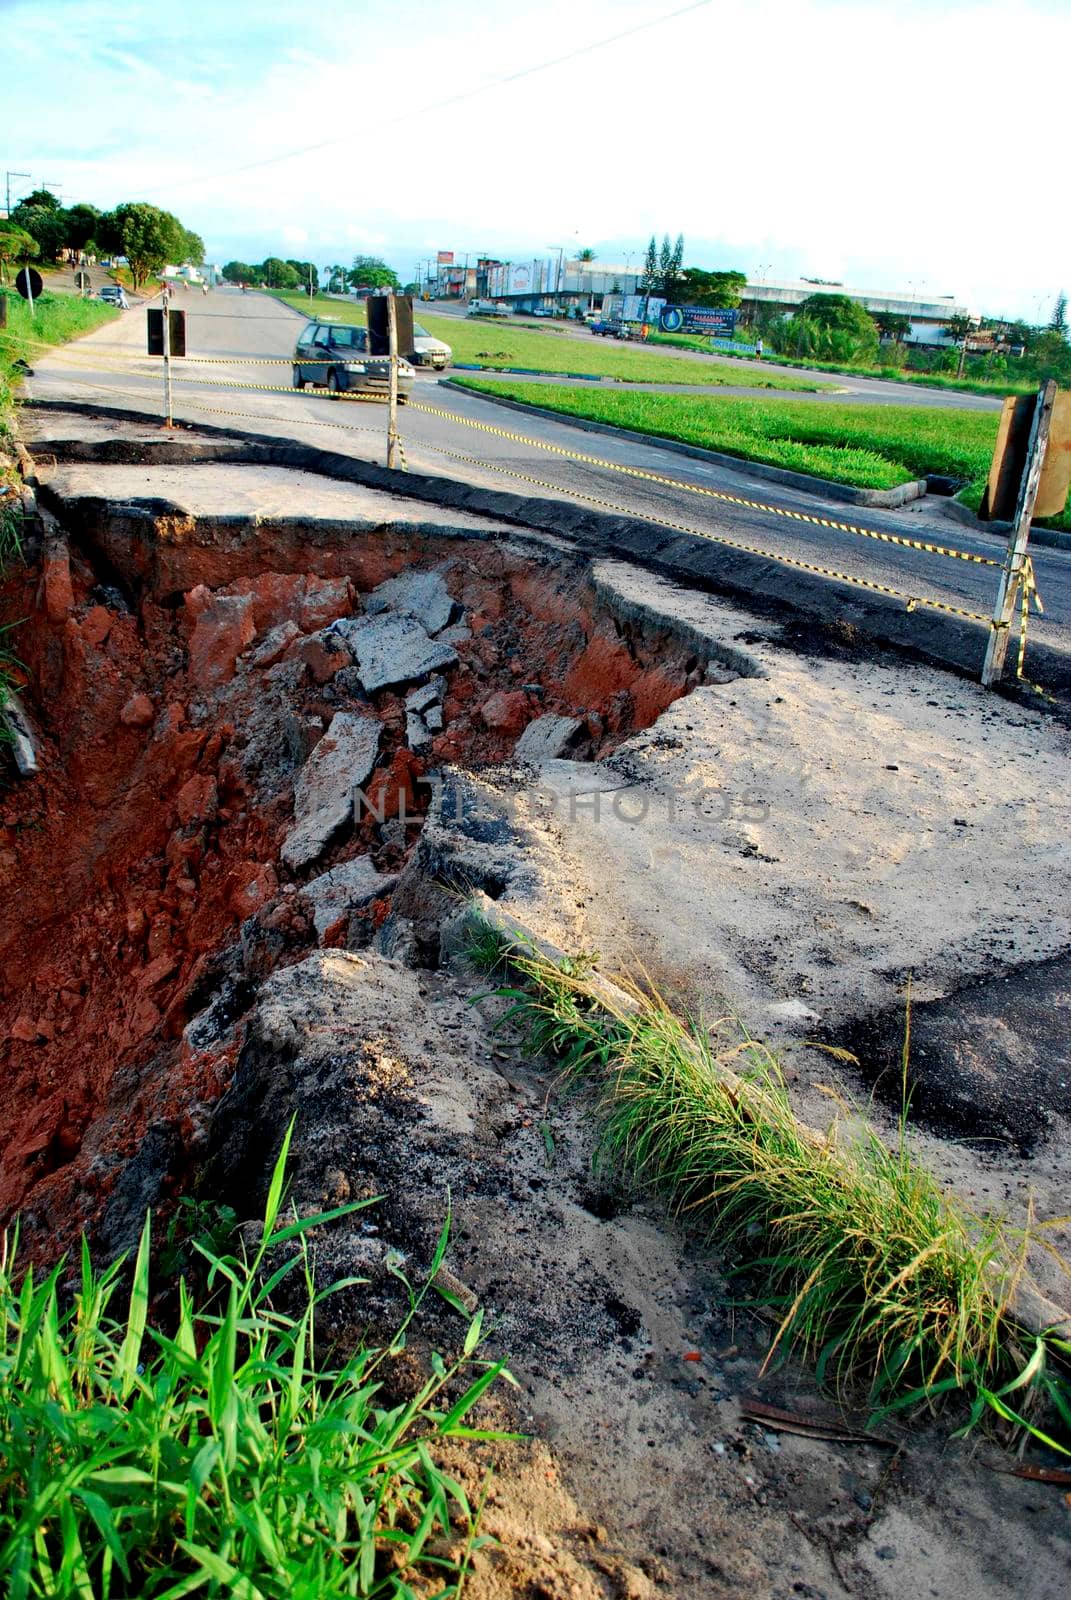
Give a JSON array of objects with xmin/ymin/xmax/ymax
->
[{"xmin": 740, "ymin": 278, "xmax": 980, "ymax": 346}]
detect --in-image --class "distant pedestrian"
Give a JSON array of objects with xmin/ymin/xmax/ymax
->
[{"xmin": 755, "ymin": 336, "xmax": 764, "ymax": 359}]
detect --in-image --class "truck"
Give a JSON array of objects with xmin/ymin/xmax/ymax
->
[{"xmin": 466, "ymin": 299, "xmax": 510, "ymax": 318}]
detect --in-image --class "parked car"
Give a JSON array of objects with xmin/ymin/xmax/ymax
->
[
  {"xmin": 98, "ymin": 285, "xmax": 129, "ymax": 309},
  {"xmin": 292, "ymin": 321, "xmax": 416, "ymax": 399},
  {"xmin": 410, "ymin": 321, "xmax": 452, "ymax": 369}
]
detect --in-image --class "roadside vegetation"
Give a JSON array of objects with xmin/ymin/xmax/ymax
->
[
  {"xmin": 469, "ymin": 925, "xmax": 1071, "ymax": 1446},
  {"xmin": 0, "ymin": 1128, "xmax": 509, "ymax": 1598},
  {"xmin": 452, "ymin": 378, "xmax": 999, "ymax": 492},
  {"xmin": 0, "ymin": 291, "xmax": 117, "ymax": 430}
]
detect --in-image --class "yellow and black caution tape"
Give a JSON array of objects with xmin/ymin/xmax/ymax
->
[
  {"xmin": 416, "ymin": 439, "xmax": 992, "ymax": 626},
  {"xmin": 410, "ymin": 399, "xmax": 1000, "ymax": 568}
]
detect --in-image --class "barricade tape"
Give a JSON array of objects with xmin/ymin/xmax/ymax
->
[
  {"xmin": 415, "ymin": 439, "xmax": 992, "ymax": 625},
  {"xmin": 409, "ymin": 400, "xmax": 1000, "ymax": 568},
  {"xmin": 17, "ymin": 356, "xmax": 1054, "ymax": 691}
]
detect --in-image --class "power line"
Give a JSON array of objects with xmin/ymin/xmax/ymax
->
[{"xmin": 159, "ymin": 0, "xmax": 714, "ymax": 193}]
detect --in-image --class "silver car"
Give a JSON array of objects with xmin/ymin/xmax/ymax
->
[
  {"xmin": 292, "ymin": 321, "xmax": 415, "ymax": 399},
  {"xmin": 410, "ymin": 321, "xmax": 452, "ymax": 369}
]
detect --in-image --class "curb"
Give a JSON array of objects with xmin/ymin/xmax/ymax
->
[
  {"xmin": 439, "ymin": 380, "xmax": 927, "ymax": 509},
  {"xmin": 944, "ymin": 495, "xmax": 1071, "ymax": 554}
]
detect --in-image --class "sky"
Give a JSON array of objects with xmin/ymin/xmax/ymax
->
[{"xmin": 2, "ymin": 0, "xmax": 1068, "ymax": 321}]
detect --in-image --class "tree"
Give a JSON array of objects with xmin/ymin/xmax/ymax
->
[
  {"xmin": 327, "ymin": 263, "xmax": 346, "ymax": 293},
  {"xmin": 669, "ymin": 233, "xmax": 684, "ymax": 287},
  {"xmin": 1050, "ymin": 292, "xmax": 1068, "ymax": 334},
  {"xmin": 21, "ymin": 188, "xmax": 61, "ymax": 212},
  {"xmin": 222, "ymin": 261, "xmax": 256, "ymax": 284},
  {"xmin": 0, "ymin": 224, "xmax": 38, "ymax": 285},
  {"xmin": 286, "ymin": 259, "xmax": 318, "ymax": 292},
  {"xmin": 677, "ymin": 267, "xmax": 746, "ymax": 308},
  {"xmin": 65, "ymin": 203, "xmax": 101, "ymax": 251},
  {"xmin": 640, "ymin": 235, "xmax": 658, "ymax": 292},
  {"xmin": 107, "ymin": 203, "xmax": 188, "ymax": 289},
  {"xmin": 10, "ymin": 201, "xmax": 68, "ymax": 261},
  {"xmin": 347, "ymin": 255, "xmax": 400, "ymax": 291},
  {"xmin": 262, "ymin": 257, "xmax": 300, "ymax": 289},
  {"xmin": 874, "ymin": 311, "xmax": 912, "ymax": 343},
  {"xmin": 658, "ymin": 234, "xmax": 673, "ymax": 293},
  {"xmin": 181, "ymin": 230, "xmax": 205, "ymax": 265},
  {"xmin": 577, "ymin": 247, "xmax": 596, "ymax": 262}
]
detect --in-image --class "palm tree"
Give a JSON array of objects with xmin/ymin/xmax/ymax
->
[{"xmin": 577, "ymin": 248, "xmax": 597, "ymax": 263}]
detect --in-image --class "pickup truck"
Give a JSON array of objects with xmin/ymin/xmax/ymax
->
[{"xmin": 467, "ymin": 299, "xmax": 510, "ymax": 318}]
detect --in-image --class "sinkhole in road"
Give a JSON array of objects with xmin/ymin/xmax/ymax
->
[{"xmin": 0, "ymin": 507, "xmax": 751, "ymax": 1251}]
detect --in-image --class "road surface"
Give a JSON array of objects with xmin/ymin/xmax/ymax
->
[{"xmin": 24, "ymin": 287, "xmax": 1069, "ymax": 661}]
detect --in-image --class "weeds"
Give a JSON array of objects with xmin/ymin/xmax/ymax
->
[
  {"xmin": 468, "ymin": 923, "xmax": 1071, "ymax": 1447},
  {"xmin": 0, "ymin": 1123, "xmax": 513, "ymax": 1597}
]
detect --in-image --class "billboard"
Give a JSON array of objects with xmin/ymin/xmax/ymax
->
[
  {"xmin": 437, "ymin": 250, "xmax": 454, "ymax": 265},
  {"xmin": 660, "ymin": 305, "xmax": 738, "ymax": 336}
]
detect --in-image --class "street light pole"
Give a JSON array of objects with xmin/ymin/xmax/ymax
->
[{"xmin": 5, "ymin": 171, "xmax": 29, "ymax": 217}]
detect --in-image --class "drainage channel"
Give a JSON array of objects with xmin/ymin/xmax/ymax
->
[{"xmin": 0, "ymin": 495, "xmax": 753, "ymax": 1250}]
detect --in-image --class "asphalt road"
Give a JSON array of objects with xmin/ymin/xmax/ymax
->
[{"xmin": 25, "ymin": 287, "xmax": 1069, "ymax": 660}]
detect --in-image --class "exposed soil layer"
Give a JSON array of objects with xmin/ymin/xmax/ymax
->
[{"xmin": 0, "ymin": 505, "xmax": 724, "ymax": 1247}]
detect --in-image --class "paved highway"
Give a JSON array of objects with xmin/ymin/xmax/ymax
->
[{"xmin": 25, "ymin": 287, "xmax": 1069, "ymax": 662}]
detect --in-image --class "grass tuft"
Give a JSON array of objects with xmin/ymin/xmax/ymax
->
[
  {"xmin": 469, "ymin": 923, "xmax": 1071, "ymax": 1443},
  {"xmin": 0, "ymin": 1122, "xmax": 512, "ymax": 1597}
]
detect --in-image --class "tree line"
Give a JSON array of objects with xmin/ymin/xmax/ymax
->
[
  {"xmin": 0, "ymin": 189, "xmax": 204, "ymax": 290},
  {"xmin": 222, "ymin": 255, "xmax": 403, "ymax": 293}
]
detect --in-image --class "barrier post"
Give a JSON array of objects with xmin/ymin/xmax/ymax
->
[
  {"xmin": 161, "ymin": 284, "xmax": 174, "ymax": 429},
  {"xmin": 981, "ymin": 380, "xmax": 1055, "ymax": 687},
  {"xmin": 386, "ymin": 292, "xmax": 399, "ymax": 470}
]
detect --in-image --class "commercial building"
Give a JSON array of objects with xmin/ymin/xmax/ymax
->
[{"xmin": 739, "ymin": 278, "xmax": 980, "ymax": 347}]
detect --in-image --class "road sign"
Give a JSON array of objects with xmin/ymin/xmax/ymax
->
[
  {"xmin": 14, "ymin": 267, "xmax": 43, "ymax": 302},
  {"xmin": 661, "ymin": 304, "xmax": 738, "ymax": 336},
  {"xmin": 75, "ymin": 270, "xmax": 90, "ymax": 290},
  {"xmin": 367, "ymin": 293, "xmax": 413, "ymax": 357},
  {"xmin": 146, "ymin": 308, "xmax": 186, "ymax": 357}
]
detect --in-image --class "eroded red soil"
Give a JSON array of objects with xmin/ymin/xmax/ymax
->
[{"xmin": 0, "ymin": 525, "xmax": 703, "ymax": 1247}]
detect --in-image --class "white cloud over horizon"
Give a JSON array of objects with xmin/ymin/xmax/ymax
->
[{"xmin": 3, "ymin": 0, "xmax": 1068, "ymax": 320}]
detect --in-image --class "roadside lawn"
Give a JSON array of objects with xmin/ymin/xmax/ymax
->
[
  {"xmin": 451, "ymin": 377, "xmax": 1000, "ymax": 493},
  {"xmin": 0, "ymin": 290, "xmax": 117, "ymax": 431},
  {"xmin": 270, "ymin": 292, "xmax": 828, "ymax": 391}
]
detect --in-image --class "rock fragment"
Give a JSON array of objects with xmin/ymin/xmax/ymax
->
[{"xmin": 281, "ymin": 712, "xmax": 380, "ymax": 871}]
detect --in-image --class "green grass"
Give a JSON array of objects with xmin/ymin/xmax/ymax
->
[
  {"xmin": 452, "ymin": 378, "xmax": 1000, "ymax": 492},
  {"xmin": 468, "ymin": 925, "xmax": 1071, "ymax": 1441},
  {"xmin": 0, "ymin": 1125, "xmax": 512, "ymax": 1598},
  {"xmin": 268, "ymin": 292, "xmax": 826, "ymax": 391},
  {"xmin": 0, "ymin": 291, "xmax": 117, "ymax": 429}
]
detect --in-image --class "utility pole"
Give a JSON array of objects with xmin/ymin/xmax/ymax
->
[
  {"xmin": 386, "ymin": 291, "xmax": 399, "ymax": 470},
  {"xmin": 5, "ymin": 171, "xmax": 29, "ymax": 217},
  {"xmin": 981, "ymin": 380, "xmax": 1056, "ymax": 687}
]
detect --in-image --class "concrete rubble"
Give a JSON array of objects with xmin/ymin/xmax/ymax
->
[{"xmin": 280, "ymin": 711, "xmax": 380, "ymax": 871}]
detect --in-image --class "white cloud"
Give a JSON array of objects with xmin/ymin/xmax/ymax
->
[{"xmin": 4, "ymin": 0, "xmax": 1068, "ymax": 317}]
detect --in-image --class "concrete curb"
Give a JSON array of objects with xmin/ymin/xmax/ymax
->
[
  {"xmin": 20, "ymin": 397, "xmax": 1071, "ymax": 704},
  {"xmin": 439, "ymin": 379, "xmax": 927, "ymax": 509},
  {"xmin": 944, "ymin": 495, "xmax": 1071, "ymax": 554}
]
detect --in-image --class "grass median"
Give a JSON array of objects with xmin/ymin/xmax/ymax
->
[
  {"xmin": 271, "ymin": 292, "xmax": 827, "ymax": 390},
  {"xmin": 452, "ymin": 376, "xmax": 1000, "ymax": 493}
]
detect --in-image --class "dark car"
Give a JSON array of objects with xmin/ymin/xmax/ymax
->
[{"xmin": 292, "ymin": 321, "xmax": 415, "ymax": 399}]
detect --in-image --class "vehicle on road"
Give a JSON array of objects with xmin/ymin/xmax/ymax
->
[
  {"xmin": 467, "ymin": 299, "xmax": 510, "ymax": 318},
  {"xmin": 410, "ymin": 322, "xmax": 452, "ymax": 369},
  {"xmin": 292, "ymin": 321, "xmax": 415, "ymax": 399},
  {"xmin": 98, "ymin": 285, "xmax": 129, "ymax": 309}
]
